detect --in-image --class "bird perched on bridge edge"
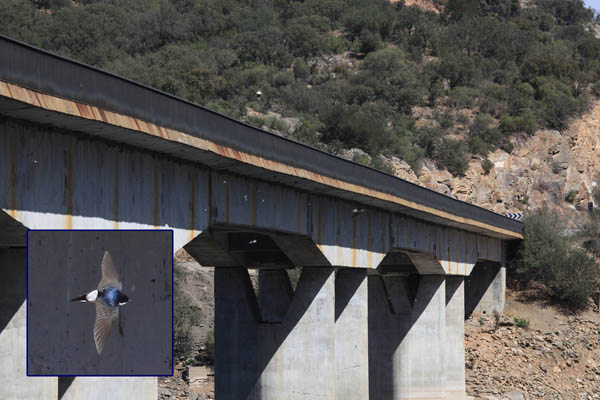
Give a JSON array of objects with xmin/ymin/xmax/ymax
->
[{"xmin": 70, "ymin": 250, "xmax": 129, "ymax": 354}]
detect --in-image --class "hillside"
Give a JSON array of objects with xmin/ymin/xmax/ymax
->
[
  {"xmin": 2, "ymin": 0, "xmax": 600, "ymax": 201},
  {"xmin": 465, "ymin": 288, "xmax": 600, "ymax": 400},
  {"xmin": 386, "ymin": 98, "xmax": 600, "ymax": 226}
]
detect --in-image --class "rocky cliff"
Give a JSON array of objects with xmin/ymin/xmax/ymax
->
[{"xmin": 388, "ymin": 101, "xmax": 600, "ymax": 228}]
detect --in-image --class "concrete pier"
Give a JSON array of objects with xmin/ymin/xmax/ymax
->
[
  {"xmin": 369, "ymin": 274, "xmax": 447, "ymax": 399},
  {"xmin": 215, "ymin": 267, "xmax": 336, "ymax": 400},
  {"xmin": 0, "ymin": 248, "xmax": 57, "ymax": 399},
  {"xmin": 446, "ymin": 277, "xmax": 466, "ymax": 400},
  {"xmin": 465, "ymin": 261, "xmax": 505, "ymax": 317},
  {"xmin": 335, "ymin": 269, "xmax": 369, "ymax": 400}
]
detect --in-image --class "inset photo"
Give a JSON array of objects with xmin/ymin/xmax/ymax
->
[{"xmin": 27, "ymin": 230, "xmax": 173, "ymax": 376}]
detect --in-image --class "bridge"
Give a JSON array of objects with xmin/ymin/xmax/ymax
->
[{"xmin": 0, "ymin": 35, "xmax": 522, "ymax": 400}]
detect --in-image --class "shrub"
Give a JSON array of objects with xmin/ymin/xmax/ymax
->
[
  {"xmin": 352, "ymin": 152, "xmax": 371, "ymax": 166},
  {"xmin": 516, "ymin": 210, "xmax": 600, "ymax": 309},
  {"xmin": 513, "ymin": 317, "xmax": 530, "ymax": 328},
  {"xmin": 482, "ymin": 158, "xmax": 494, "ymax": 174},
  {"xmin": 292, "ymin": 116, "xmax": 323, "ymax": 147},
  {"xmin": 438, "ymin": 112, "xmax": 455, "ymax": 129},
  {"xmin": 565, "ymin": 189, "xmax": 577, "ymax": 203},
  {"xmin": 592, "ymin": 81, "xmax": 600, "ymax": 96},
  {"xmin": 536, "ymin": 77, "xmax": 582, "ymax": 130},
  {"xmin": 499, "ymin": 113, "xmax": 538, "ymax": 135},
  {"xmin": 457, "ymin": 112, "xmax": 469, "ymax": 125},
  {"xmin": 321, "ymin": 103, "xmax": 389, "ymax": 155},
  {"xmin": 272, "ymin": 71, "xmax": 293, "ymax": 87},
  {"xmin": 293, "ymin": 58, "xmax": 310, "ymax": 80},
  {"xmin": 436, "ymin": 138, "xmax": 469, "ymax": 176},
  {"xmin": 358, "ymin": 29, "xmax": 382, "ymax": 54},
  {"xmin": 448, "ymin": 86, "xmax": 480, "ymax": 108},
  {"xmin": 370, "ymin": 155, "xmax": 395, "ymax": 174},
  {"xmin": 469, "ymin": 135, "xmax": 491, "ymax": 156}
]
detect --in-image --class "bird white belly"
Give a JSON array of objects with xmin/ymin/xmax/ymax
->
[{"xmin": 85, "ymin": 290, "xmax": 98, "ymax": 302}]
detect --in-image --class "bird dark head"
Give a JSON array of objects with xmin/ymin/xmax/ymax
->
[{"xmin": 118, "ymin": 293, "xmax": 129, "ymax": 305}]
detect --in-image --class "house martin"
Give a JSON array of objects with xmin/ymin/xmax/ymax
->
[{"xmin": 70, "ymin": 251, "xmax": 129, "ymax": 354}]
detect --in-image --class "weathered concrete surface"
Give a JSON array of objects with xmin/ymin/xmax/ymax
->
[
  {"xmin": 2, "ymin": 118, "xmax": 508, "ymax": 275},
  {"xmin": 0, "ymin": 248, "xmax": 57, "ymax": 399},
  {"xmin": 335, "ymin": 269, "xmax": 369, "ymax": 400},
  {"xmin": 369, "ymin": 274, "xmax": 447, "ymax": 399},
  {"xmin": 27, "ymin": 230, "xmax": 173, "ymax": 375},
  {"xmin": 465, "ymin": 261, "xmax": 506, "ymax": 317},
  {"xmin": 214, "ymin": 267, "xmax": 336, "ymax": 400},
  {"xmin": 258, "ymin": 269, "xmax": 294, "ymax": 323},
  {"xmin": 0, "ymin": 119, "xmax": 208, "ymax": 251},
  {"xmin": 59, "ymin": 377, "xmax": 157, "ymax": 400},
  {"xmin": 446, "ymin": 277, "xmax": 466, "ymax": 400}
]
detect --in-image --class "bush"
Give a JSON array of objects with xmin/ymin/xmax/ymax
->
[
  {"xmin": 482, "ymin": 158, "xmax": 494, "ymax": 174},
  {"xmin": 565, "ymin": 189, "xmax": 577, "ymax": 203},
  {"xmin": 499, "ymin": 113, "xmax": 538, "ymax": 135},
  {"xmin": 457, "ymin": 112, "xmax": 469, "ymax": 125},
  {"xmin": 436, "ymin": 138, "xmax": 469, "ymax": 176},
  {"xmin": 592, "ymin": 81, "xmax": 600, "ymax": 96},
  {"xmin": 516, "ymin": 210, "xmax": 600, "ymax": 309},
  {"xmin": 438, "ymin": 112, "xmax": 455, "ymax": 129},
  {"xmin": 469, "ymin": 135, "xmax": 491, "ymax": 156},
  {"xmin": 513, "ymin": 317, "xmax": 530, "ymax": 328},
  {"xmin": 293, "ymin": 58, "xmax": 310, "ymax": 80},
  {"xmin": 370, "ymin": 155, "xmax": 395, "ymax": 174},
  {"xmin": 447, "ymin": 86, "xmax": 480, "ymax": 108},
  {"xmin": 272, "ymin": 71, "xmax": 293, "ymax": 87},
  {"xmin": 358, "ymin": 29, "xmax": 382, "ymax": 54}
]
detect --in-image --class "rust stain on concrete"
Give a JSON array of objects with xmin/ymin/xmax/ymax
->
[
  {"xmin": 153, "ymin": 162, "xmax": 160, "ymax": 228},
  {"xmin": 64, "ymin": 144, "xmax": 73, "ymax": 229},
  {"xmin": 9, "ymin": 133, "xmax": 17, "ymax": 219},
  {"xmin": 367, "ymin": 214, "xmax": 372, "ymax": 268},
  {"xmin": 352, "ymin": 217, "xmax": 357, "ymax": 268},
  {"xmin": 296, "ymin": 196, "xmax": 302, "ymax": 233},
  {"xmin": 113, "ymin": 157, "xmax": 119, "ymax": 229},
  {"xmin": 250, "ymin": 181, "xmax": 256, "ymax": 226}
]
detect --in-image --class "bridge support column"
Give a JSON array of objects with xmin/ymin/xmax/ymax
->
[
  {"xmin": 215, "ymin": 266, "xmax": 336, "ymax": 400},
  {"xmin": 0, "ymin": 248, "xmax": 57, "ymax": 399},
  {"xmin": 445, "ymin": 277, "xmax": 465, "ymax": 400},
  {"xmin": 335, "ymin": 269, "xmax": 369, "ymax": 400},
  {"xmin": 465, "ymin": 261, "xmax": 505, "ymax": 317},
  {"xmin": 369, "ymin": 274, "xmax": 446, "ymax": 399}
]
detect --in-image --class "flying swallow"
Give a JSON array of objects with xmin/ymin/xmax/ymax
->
[{"xmin": 70, "ymin": 250, "xmax": 129, "ymax": 354}]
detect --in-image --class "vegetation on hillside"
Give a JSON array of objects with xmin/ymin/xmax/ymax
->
[
  {"xmin": 514, "ymin": 208, "xmax": 600, "ymax": 310},
  {"xmin": 2, "ymin": 0, "xmax": 600, "ymax": 175}
]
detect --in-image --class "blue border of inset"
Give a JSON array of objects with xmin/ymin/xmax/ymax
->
[{"xmin": 26, "ymin": 229, "xmax": 174, "ymax": 377}]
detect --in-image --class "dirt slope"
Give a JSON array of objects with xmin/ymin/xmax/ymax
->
[{"xmin": 466, "ymin": 290, "xmax": 600, "ymax": 400}]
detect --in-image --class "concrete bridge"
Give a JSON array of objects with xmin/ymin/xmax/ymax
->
[{"xmin": 0, "ymin": 36, "xmax": 522, "ymax": 399}]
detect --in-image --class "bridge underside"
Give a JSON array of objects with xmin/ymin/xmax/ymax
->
[{"xmin": 0, "ymin": 115, "xmax": 509, "ymax": 400}]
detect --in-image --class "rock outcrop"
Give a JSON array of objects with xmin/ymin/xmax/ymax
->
[{"xmin": 403, "ymin": 101, "xmax": 600, "ymax": 227}]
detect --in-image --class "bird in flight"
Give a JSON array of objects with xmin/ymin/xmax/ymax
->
[{"xmin": 70, "ymin": 251, "xmax": 129, "ymax": 354}]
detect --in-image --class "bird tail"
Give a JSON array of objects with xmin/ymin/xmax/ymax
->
[{"xmin": 71, "ymin": 294, "xmax": 87, "ymax": 302}]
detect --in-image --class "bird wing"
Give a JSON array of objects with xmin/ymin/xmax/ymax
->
[
  {"xmin": 94, "ymin": 301, "xmax": 119, "ymax": 354},
  {"xmin": 98, "ymin": 250, "xmax": 122, "ymax": 290}
]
